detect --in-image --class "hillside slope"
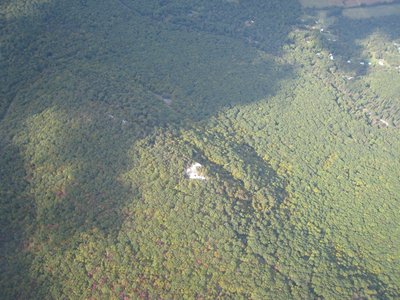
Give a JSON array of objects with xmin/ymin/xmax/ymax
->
[{"xmin": 0, "ymin": 0, "xmax": 399, "ymax": 299}]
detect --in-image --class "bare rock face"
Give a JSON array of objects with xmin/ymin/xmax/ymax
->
[{"xmin": 185, "ymin": 163, "xmax": 206, "ymax": 180}]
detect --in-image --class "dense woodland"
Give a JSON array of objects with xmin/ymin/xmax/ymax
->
[{"xmin": 1, "ymin": 0, "xmax": 400, "ymax": 299}]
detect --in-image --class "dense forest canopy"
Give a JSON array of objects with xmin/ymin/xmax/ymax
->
[{"xmin": 1, "ymin": 0, "xmax": 400, "ymax": 299}]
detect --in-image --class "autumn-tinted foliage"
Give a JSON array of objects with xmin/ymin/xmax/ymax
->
[{"xmin": 1, "ymin": 0, "xmax": 399, "ymax": 299}]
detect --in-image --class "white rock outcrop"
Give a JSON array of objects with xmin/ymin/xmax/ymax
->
[{"xmin": 186, "ymin": 163, "xmax": 206, "ymax": 180}]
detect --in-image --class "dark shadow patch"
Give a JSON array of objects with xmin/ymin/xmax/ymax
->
[
  {"xmin": 0, "ymin": 0, "xmax": 302, "ymax": 297},
  {"xmin": 117, "ymin": 0, "xmax": 302, "ymax": 54},
  {"xmin": 0, "ymin": 142, "xmax": 36, "ymax": 299}
]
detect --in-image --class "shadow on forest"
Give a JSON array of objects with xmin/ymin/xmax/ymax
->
[
  {"xmin": 0, "ymin": 0, "xmax": 304, "ymax": 297},
  {"xmin": 313, "ymin": 6, "xmax": 400, "ymax": 76},
  {"xmin": 3, "ymin": 0, "xmax": 400, "ymax": 298},
  {"xmin": 0, "ymin": 143, "xmax": 35, "ymax": 298}
]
